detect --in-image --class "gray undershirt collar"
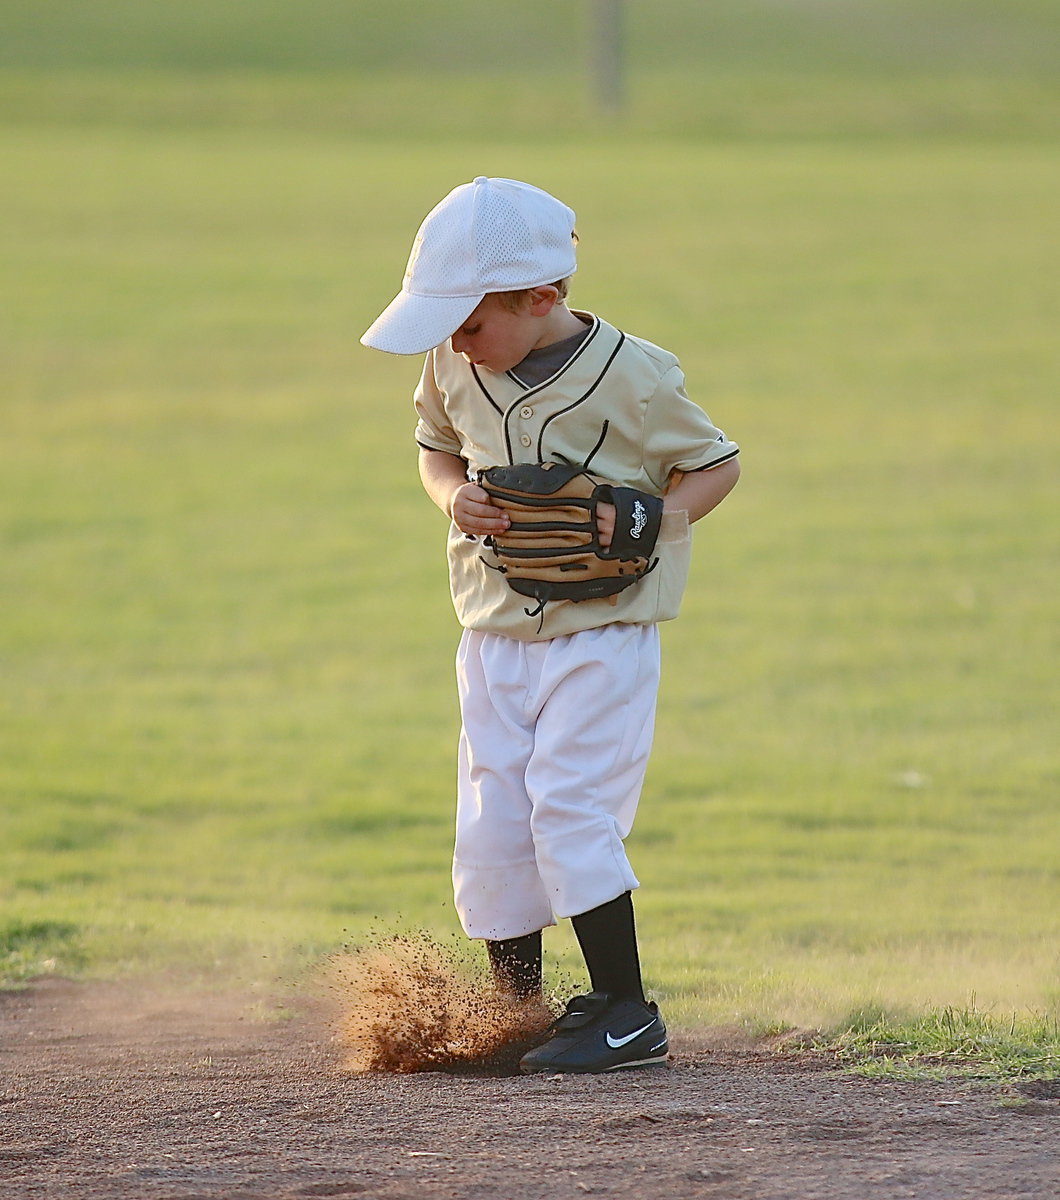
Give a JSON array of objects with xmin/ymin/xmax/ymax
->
[{"xmin": 508, "ymin": 323, "xmax": 593, "ymax": 389}]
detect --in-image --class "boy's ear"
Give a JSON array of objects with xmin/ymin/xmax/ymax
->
[{"xmin": 527, "ymin": 285, "xmax": 560, "ymax": 316}]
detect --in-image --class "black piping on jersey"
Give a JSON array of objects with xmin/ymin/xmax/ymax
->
[
  {"xmin": 463, "ymin": 317, "xmax": 606, "ymax": 464},
  {"xmin": 504, "ymin": 315, "xmax": 600, "ymax": 393},
  {"xmin": 688, "ymin": 443, "xmax": 741, "ymax": 471},
  {"xmin": 580, "ymin": 420, "xmax": 610, "ymax": 472},
  {"xmin": 469, "ymin": 366, "xmax": 505, "ymax": 415},
  {"xmin": 469, "ymin": 315, "xmax": 601, "ymax": 430},
  {"xmin": 534, "ymin": 332, "xmax": 625, "ymax": 462}
]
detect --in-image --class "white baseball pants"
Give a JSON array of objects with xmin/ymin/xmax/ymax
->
[{"xmin": 453, "ymin": 623, "xmax": 661, "ymax": 940}]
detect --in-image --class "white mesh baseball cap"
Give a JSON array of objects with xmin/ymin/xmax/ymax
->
[{"xmin": 361, "ymin": 176, "xmax": 578, "ymax": 355}]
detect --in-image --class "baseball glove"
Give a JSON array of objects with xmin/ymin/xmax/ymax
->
[{"xmin": 477, "ymin": 461, "xmax": 664, "ymax": 622}]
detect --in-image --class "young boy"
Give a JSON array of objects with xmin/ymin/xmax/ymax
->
[{"xmin": 362, "ymin": 177, "xmax": 739, "ymax": 1073}]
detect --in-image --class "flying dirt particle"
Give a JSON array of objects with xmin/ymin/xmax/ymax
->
[{"xmin": 324, "ymin": 932, "xmax": 558, "ymax": 1075}]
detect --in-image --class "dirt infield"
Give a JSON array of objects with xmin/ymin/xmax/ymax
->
[{"xmin": 1, "ymin": 976, "xmax": 1057, "ymax": 1200}]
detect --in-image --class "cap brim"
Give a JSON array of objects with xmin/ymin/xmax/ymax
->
[{"xmin": 360, "ymin": 289, "xmax": 483, "ymax": 356}]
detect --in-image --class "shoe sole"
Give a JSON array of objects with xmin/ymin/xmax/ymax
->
[
  {"xmin": 520, "ymin": 1051, "xmax": 669, "ymax": 1075},
  {"xmin": 606, "ymin": 1053, "xmax": 669, "ymax": 1071}
]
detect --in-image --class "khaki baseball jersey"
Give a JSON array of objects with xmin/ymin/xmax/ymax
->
[{"xmin": 414, "ymin": 312, "xmax": 739, "ymax": 640}]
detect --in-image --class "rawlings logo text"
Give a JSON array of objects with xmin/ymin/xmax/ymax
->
[{"xmin": 629, "ymin": 500, "xmax": 647, "ymax": 539}]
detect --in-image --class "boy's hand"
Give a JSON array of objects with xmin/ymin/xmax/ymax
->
[
  {"xmin": 450, "ymin": 482, "xmax": 511, "ymax": 537},
  {"xmin": 596, "ymin": 501, "xmax": 615, "ymax": 548}
]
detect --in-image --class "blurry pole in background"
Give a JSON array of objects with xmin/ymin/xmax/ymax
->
[{"xmin": 592, "ymin": 0, "xmax": 625, "ymax": 116}]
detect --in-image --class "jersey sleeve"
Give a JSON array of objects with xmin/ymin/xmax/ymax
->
[
  {"xmin": 642, "ymin": 365, "xmax": 739, "ymax": 488},
  {"xmin": 413, "ymin": 350, "xmax": 465, "ymax": 457}
]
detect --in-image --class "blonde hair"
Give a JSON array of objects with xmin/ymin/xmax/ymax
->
[{"xmin": 495, "ymin": 277, "xmax": 572, "ymax": 313}]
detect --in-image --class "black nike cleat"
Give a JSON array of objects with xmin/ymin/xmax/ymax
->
[{"xmin": 518, "ymin": 991, "xmax": 669, "ymax": 1074}]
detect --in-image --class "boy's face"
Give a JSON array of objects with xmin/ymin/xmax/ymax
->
[{"xmin": 448, "ymin": 293, "xmax": 542, "ymax": 375}]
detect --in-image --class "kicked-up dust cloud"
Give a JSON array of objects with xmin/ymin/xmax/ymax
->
[{"xmin": 326, "ymin": 933, "xmax": 557, "ymax": 1075}]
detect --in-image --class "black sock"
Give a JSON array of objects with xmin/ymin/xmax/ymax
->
[
  {"xmin": 485, "ymin": 931, "xmax": 542, "ymax": 999},
  {"xmin": 571, "ymin": 892, "xmax": 646, "ymax": 1004}
]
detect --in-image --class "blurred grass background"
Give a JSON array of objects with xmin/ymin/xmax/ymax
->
[{"xmin": 1, "ymin": 1, "xmax": 1058, "ymax": 1034}]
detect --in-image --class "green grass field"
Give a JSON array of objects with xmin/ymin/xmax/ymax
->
[{"xmin": 1, "ymin": 4, "xmax": 1057, "ymax": 1069}]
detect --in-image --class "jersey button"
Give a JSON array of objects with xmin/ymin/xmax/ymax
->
[
  {"xmin": 520, "ymin": 406, "xmax": 534, "ymax": 419},
  {"xmin": 520, "ymin": 434, "xmax": 532, "ymax": 448}
]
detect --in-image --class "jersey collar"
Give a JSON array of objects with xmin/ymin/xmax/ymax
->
[{"xmin": 467, "ymin": 312, "xmax": 618, "ymax": 413}]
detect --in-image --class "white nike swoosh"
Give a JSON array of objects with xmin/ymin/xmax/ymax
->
[{"xmin": 606, "ymin": 1019, "xmax": 658, "ymax": 1049}]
